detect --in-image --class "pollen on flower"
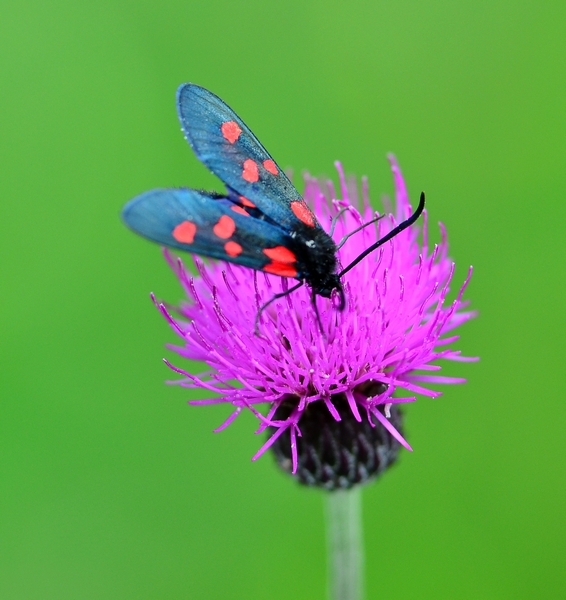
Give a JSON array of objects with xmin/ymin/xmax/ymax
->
[{"xmin": 156, "ymin": 156, "xmax": 477, "ymax": 489}]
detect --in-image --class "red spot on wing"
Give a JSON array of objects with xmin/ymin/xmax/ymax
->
[
  {"xmin": 172, "ymin": 220, "xmax": 197, "ymax": 244},
  {"xmin": 263, "ymin": 246, "xmax": 296, "ymax": 264},
  {"xmin": 263, "ymin": 159, "xmax": 278, "ymax": 175},
  {"xmin": 262, "ymin": 246, "xmax": 297, "ymax": 277},
  {"xmin": 242, "ymin": 159, "xmax": 259, "ymax": 182},
  {"xmin": 291, "ymin": 200, "xmax": 315, "ymax": 227},
  {"xmin": 264, "ymin": 262, "xmax": 298, "ymax": 277},
  {"xmin": 231, "ymin": 205, "xmax": 249, "ymax": 216},
  {"xmin": 221, "ymin": 120, "xmax": 242, "ymax": 144},
  {"xmin": 239, "ymin": 195, "xmax": 256, "ymax": 208},
  {"xmin": 213, "ymin": 215, "xmax": 236, "ymax": 239},
  {"xmin": 225, "ymin": 241, "xmax": 243, "ymax": 257}
]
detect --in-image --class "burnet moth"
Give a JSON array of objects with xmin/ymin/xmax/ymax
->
[{"xmin": 122, "ymin": 84, "xmax": 425, "ymax": 326}]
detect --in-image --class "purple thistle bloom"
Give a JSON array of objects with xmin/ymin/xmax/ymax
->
[{"xmin": 155, "ymin": 156, "xmax": 476, "ymax": 489}]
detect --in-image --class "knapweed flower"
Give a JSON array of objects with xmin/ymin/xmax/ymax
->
[{"xmin": 156, "ymin": 156, "xmax": 476, "ymax": 490}]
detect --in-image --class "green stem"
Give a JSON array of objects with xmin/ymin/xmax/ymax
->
[{"xmin": 325, "ymin": 487, "xmax": 365, "ymax": 600}]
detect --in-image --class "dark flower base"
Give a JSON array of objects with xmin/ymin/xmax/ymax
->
[{"xmin": 270, "ymin": 394, "xmax": 403, "ymax": 490}]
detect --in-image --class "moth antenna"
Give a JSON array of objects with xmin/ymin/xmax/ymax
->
[
  {"xmin": 254, "ymin": 281, "xmax": 304, "ymax": 335},
  {"xmin": 339, "ymin": 192, "xmax": 426, "ymax": 278},
  {"xmin": 336, "ymin": 214, "xmax": 385, "ymax": 250}
]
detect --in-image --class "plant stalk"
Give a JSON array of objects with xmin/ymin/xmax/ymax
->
[{"xmin": 325, "ymin": 486, "xmax": 364, "ymax": 600}]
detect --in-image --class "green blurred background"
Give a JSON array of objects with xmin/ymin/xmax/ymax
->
[{"xmin": 1, "ymin": 0, "xmax": 564, "ymax": 598}]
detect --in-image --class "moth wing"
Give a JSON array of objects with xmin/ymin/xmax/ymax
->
[
  {"xmin": 122, "ymin": 188, "xmax": 301, "ymax": 276},
  {"xmin": 176, "ymin": 84, "xmax": 320, "ymax": 232}
]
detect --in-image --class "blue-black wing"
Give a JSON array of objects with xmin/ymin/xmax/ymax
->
[
  {"xmin": 176, "ymin": 84, "xmax": 320, "ymax": 233},
  {"xmin": 122, "ymin": 188, "xmax": 303, "ymax": 278}
]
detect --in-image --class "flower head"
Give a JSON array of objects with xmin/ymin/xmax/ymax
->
[{"xmin": 156, "ymin": 156, "xmax": 476, "ymax": 489}]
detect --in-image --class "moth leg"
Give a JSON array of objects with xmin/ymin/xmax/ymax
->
[{"xmin": 254, "ymin": 281, "xmax": 304, "ymax": 335}]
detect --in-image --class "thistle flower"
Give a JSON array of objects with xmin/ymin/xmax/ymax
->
[{"xmin": 156, "ymin": 156, "xmax": 476, "ymax": 490}]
